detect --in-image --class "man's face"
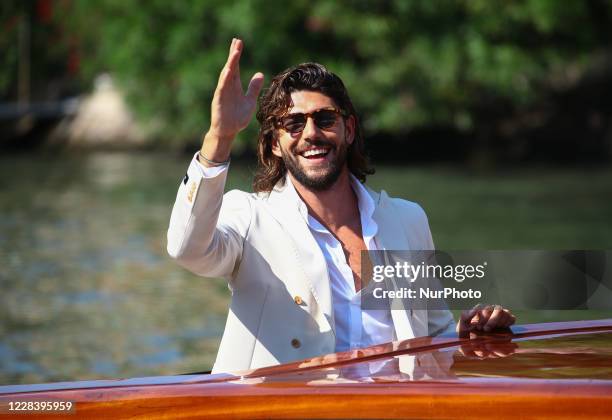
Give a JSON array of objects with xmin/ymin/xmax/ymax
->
[{"xmin": 272, "ymin": 91, "xmax": 355, "ymax": 191}]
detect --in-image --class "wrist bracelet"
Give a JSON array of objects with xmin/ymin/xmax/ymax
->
[{"xmin": 198, "ymin": 151, "xmax": 230, "ymax": 166}]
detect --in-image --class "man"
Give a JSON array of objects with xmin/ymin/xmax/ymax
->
[{"xmin": 167, "ymin": 39, "xmax": 515, "ymax": 373}]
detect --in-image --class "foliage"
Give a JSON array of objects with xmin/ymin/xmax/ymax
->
[
  {"xmin": 48, "ymin": 0, "xmax": 612, "ymax": 145},
  {"xmin": 1, "ymin": 0, "xmax": 76, "ymax": 102}
]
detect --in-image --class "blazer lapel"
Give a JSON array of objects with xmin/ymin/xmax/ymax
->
[
  {"xmin": 369, "ymin": 187, "xmax": 429, "ymax": 340},
  {"xmin": 265, "ymin": 179, "xmax": 335, "ymax": 336}
]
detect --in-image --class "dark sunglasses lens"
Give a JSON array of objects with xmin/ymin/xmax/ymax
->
[
  {"xmin": 313, "ymin": 110, "xmax": 338, "ymax": 128},
  {"xmin": 282, "ymin": 115, "xmax": 306, "ymax": 133},
  {"xmin": 281, "ymin": 110, "xmax": 340, "ymax": 133}
]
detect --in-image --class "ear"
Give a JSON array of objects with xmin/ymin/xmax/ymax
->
[
  {"xmin": 271, "ymin": 136, "xmax": 282, "ymax": 158},
  {"xmin": 345, "ymin": 115, "xmax": 355, "ymax": 145}
]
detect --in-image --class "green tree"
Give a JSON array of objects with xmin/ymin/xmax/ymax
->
[
  {"xmin": 1, "ymin": 0, "xmax": 74, "ymax": 102},
  {"xmin": 56, "ymin": 0, "xmax": 612, "ymax": 147}
]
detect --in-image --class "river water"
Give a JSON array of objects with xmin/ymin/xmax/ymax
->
[{"xmin": 1, "ymin": 151, "xmax": 611, "ymax": 385}]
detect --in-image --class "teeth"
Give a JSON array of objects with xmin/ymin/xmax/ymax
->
[{"xmin": 302, "ymin": 148, "xmax": 329, "ymax": 157}]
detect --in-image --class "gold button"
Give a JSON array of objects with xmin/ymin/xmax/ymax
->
[
  {"xmin": 291, "ymin": 338, "xmax": 301, "ymax": 348},
  {"xmin": 294, "ymin": 295, "xmax": 303, "ymax": 305}
]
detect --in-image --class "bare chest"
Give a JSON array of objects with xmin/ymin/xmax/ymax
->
[{"xmin": 330, "ymin": 226, "xmax": 369, "ymax": 292}]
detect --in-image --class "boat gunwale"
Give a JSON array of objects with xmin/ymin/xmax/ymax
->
[{"xmin": 1, "ymin": 318, "xmax": 611, "ymax": 396}]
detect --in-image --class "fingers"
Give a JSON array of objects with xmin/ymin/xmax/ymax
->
[
  {"xmin": 483, "ymin": 306, "xmax": 502, "ymax": 332},
  {"xmin": 472, "ymin": 305, "xmax": 492, "ymax": 331},
  {"xmin": 499, "ymin": 308, "xmax": 516, "ymax": 328},
  {"xmin": 218, "ymin": 39, "xmax": 263, "ymax": 105},
  {"xmin": 480, "ymin": 305, "xmax": 516, "ymax": 332},
  {"xmin": 483, "ymin": 307, "xmax": 516, "ymax": 332},
  {"xmin": 225, "ymin": 38, "xmax": 242, "ymax": 73},
  {"xmin": 458, "ymin": 304, "xmax": 516, "ymax": 336},
  {"xmin": 456, "ymin": 306, "xmax": 480, "ymax": 337},
  {"xmin": 217, "ymin": 38, "xmax": 243, "ymax": 89},
  {"xmin": 462, "ymin": 305, "xmax": 479, "ymax": 321},
  {"xmin": 246, "ymin": 72, "xmax": 265, "ymax": 104}
]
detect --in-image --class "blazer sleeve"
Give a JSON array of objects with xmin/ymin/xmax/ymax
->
[{"xmin": 166, "ymin": 154, "xmax": 252, "ymax": 280}]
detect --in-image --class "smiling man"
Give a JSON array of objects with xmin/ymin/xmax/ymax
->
[{"xmin": 167, "ymin": 39, "xmax": 515, "ymax": 373}]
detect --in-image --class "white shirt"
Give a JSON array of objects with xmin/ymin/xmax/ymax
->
[
  {"xmin": 282, "ymin": 174, "xmax": 395, "ymax": 352},
  {"xmin": 196, "ymin": 156, "xmax": 395, "ymax": 352}
]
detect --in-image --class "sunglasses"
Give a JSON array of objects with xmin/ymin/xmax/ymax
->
[{"xmin": 276, "ymin": 108, "xmax": 345, "ymax": 134}]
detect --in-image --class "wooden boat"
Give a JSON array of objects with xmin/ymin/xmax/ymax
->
[{"xmin": 1, "ymin": 318, "xmax": 611, "ymax": 419}]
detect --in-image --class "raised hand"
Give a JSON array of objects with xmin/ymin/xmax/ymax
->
[{"xmin": 201, "ymin": 38, "xmax": 264, "ymax": 164}]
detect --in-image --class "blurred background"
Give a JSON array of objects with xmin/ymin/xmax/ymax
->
[{"xmin": 1, "ymin": 0, "xmax": 611, "ymax": 385}]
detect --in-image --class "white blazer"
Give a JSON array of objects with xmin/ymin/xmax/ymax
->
[{"xmin": 167, "ymin": 155, "xmax": 455, "ymax": 373}]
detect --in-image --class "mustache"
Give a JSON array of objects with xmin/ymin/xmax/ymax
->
[{"xmin": 294, "ymin": 139, "xmax": 335, "ymax": 154}]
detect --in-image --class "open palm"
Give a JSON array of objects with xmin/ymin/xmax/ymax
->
[{"xmin": 209, "ymin": 38, "xmax": 264, "ymax": 140}]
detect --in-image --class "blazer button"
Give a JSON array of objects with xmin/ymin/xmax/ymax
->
[
  {"xmin": 294, "ymin": 295, "xmax": 303, "ymax": 305},
  {"xmin": 291, "ymin": 338, "xmax": 301, "ymax": 348}
]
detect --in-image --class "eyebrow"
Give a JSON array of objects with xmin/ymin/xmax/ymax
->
[{"xmin": 286, "ymin": 107, "xmax": 338, "ymax": 115}]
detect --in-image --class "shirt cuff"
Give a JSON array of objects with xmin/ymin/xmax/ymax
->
[{"xmin": 193, "ymin": 151, "xmax": 229, "ymax": 178}]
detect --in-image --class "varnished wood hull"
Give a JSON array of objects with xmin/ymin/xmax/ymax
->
[{"xmin": 1, "ymin": 319, "xmax": 611, "ymax": 419}]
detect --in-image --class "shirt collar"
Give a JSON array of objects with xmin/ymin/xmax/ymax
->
[
  {"xmin": 351, "ymin": 175, "xmax": 378, "ymax": 242},
  {"xmin": 284, "ymin": 173, "xmax": 378, "ymax": 239},
  {"xmin": 283, "ymin": 173, "xmax": 309, "ymax": 220}
]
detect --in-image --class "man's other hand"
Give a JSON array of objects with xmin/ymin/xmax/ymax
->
[{"xmin": 456, "ymin": 304, "xmax": 516, "ymax": 338}]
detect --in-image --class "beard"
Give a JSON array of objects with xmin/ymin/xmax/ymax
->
[{"xmin": 281, "ymin": 139, "xmax": 349, "ymax": 191}]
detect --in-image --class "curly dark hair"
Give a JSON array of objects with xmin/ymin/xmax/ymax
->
[{"xmin": 253, "ymin": 63, "xmax": 374, "ymax": 193}]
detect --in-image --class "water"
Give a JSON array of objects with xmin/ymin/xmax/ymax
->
[{"xmin": 1, "ymin": 151, "xmax": 611, "ymax": 385}]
